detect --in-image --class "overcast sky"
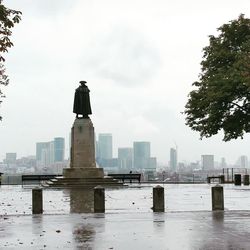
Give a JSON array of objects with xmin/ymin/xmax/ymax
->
[{"xmin": 1, "ymin": 0, "xmax": 250, "ymax": 164}]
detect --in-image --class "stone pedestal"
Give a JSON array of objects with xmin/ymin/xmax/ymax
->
[
  {"xmin": 63, "ymin": 118, "xmax": 104, "ymax": 178},
  {"xmin": 45, "ymin": 118, "xmax": 123, "ymax": 188}
]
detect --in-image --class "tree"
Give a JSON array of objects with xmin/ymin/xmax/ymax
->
[
  {"xmin": 0, "ymin": 0, "xmax": 21, "ymax": 120},
  {"xmin": 184, "ymin": 14, "xmax": 250, "ymax": 141}
]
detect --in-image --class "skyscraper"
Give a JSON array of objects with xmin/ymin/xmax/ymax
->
[
  {"xmin": 36, "ymin": 137, "xmax": 65, "ymax": 167},
  {"xmin": 36, "ymin": 142, "xmax": 48, "ymax": 162},
  {"xmin": 201, "ymin": 155, "xmax": 214, "ymax": 170},
  {"xmin": 133, "ymin": 141, "xmax": 150, "ymax": 169},
  {"xmin": 170, "ymin": 148, "xmax": 177, "ymax": 171},
  {"xmin": 54, "ymin": 137, "xmax": 65, "ymax": 162},
  {"xmin": 118, "ymin": 147, "xmax": 133, "ymax": 170},
  {"xmin": 41, "ymin": 141, "xmax": 54, "ymax": 167},
  {"xmin": 97, "ymin": 133, "xmax": 113, "ymax": 160},
  {"xmin": 36, "ymin": 141, "xmax": 54, "ymax": 167}
]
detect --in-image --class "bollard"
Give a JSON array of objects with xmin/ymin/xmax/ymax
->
[
  {"xmin": 220, "ymin": 175, "xmax": 225, "ymax": 184},
  {"xmin": 0, "ymin": 172, "xmax": 3, "ymax": 185},
  {"xmin": 94, "ymin": 186, "xmax": 105, "ymax": 213},
  {"xmin": 243, "ymin": 175, "xmax": 249, "ymax": 185},
  {"xmin": 32, "ymin": 188, "xmax": 43, "ymax": 214},
  {"xmin": 153, "ymin": 185, "xmax": 165, "ymax": 212},
  {"xmin": 234, "ymin": 174, "xmax": 241, "ymax": 186},
  {"xmin": 211, "ymin": 185, "xmax": 224, "ymax": 211}
]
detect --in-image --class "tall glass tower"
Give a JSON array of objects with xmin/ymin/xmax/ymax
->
[
  {"xmin": 54, "ymin": 137, "xmax": 65, "ymax": 162},
  {"xmin": 133, "ymin": 142, "xmax": 150, "ymax": 169},
  {"xmin": 170, "ymin": 148, "xmax": 177, "ymax": 171},
  {"xmin": 97, "ymin": 133, "xmax": 113, "ymax": 159}
]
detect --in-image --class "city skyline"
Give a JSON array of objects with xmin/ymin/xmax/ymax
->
[
  {"xmin": 1, "ymin": 132, "xmax": 250, "ymax": 167},
  {"xmin": 1, "ymin": 1, "xmax": 250, "ymax": 164}
]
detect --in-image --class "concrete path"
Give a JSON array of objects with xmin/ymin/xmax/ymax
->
[{"xmin": 1, "ymin": 211, "xmax": 250, "ymax": 249}]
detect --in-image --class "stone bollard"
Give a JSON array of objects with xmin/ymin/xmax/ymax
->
[
  {"xmin": 94, "ymin": 186, "xmax": 105, "ymax": 213},
  {"xmin": 243, "ymin": 175, "xmax": 249, "ymax": 185},
  {"xmin": 32, "ymin": 188, "xmax": 43, "ymax": 214},
  {"xmin": 153, "ymin": 185, "xmax": 165, "ymax": 212},
  {"xmin": 211, "ymin": 185, "xmax": 224, "ymax": 211},
  {"xmin": 234, "ymin": 174, "xmax": 242, "ymax": 186}
]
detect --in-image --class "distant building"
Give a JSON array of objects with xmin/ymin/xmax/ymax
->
[
  {"xmin": 5, "ymin": 153, "xmax": 17, "ymax": 164},
  {"xmin": 189, "ymin": 161, "xmax": 200, "ymax": 170},
  {"xmin": 118, "ymin": 148, "xmax": 133, "ymax": 170},
  {"xmin": 170, "ymin": 148, "xmax": 177, "ymax": 171},
  {"xmin": 99, "ymin": 158, "xmax": 118, "ymax": 171},
  {"xmin": 239, "ymin": 155, "xmax": 248, "ymax": 168},
  {"xmin": 94, "ymin": 133, "xmax": 98, "ymax": 159},
  {"xmin": 16, "ymin": 156, "xmax": 36, "ymax": 169},
  {"xmin": 133, "ymin": 141, "xmax": 150, "ymax": 170},
  {"xmin": 96, "ymin": 133, "xmax": 113, "ymax": 169},
  {"xmin": 36, "ymin": 142, "xmax": 49, "ymax": 162},
  {"xmin": 54, "ymin": 137, "xmax": 65, "ymax": 162},
  {"xmin": 220, "ymin": 157, "xmax": 227, "ymax": 169},
  {"xmin": 40, "ymin": 141, "xmax": 54, "ymax": 167},
  {"xmin": 178, "ymin": 162, "xmax": 185, "ymax": 171},
  {"xmin": 201, "ymin": 155, "xmax": 214, "ymax": 170},
  {"xmin": 148, "ymin": 157, "xmax": 157, "ymax": 171},
  {"xmin": 36, "ymin": 137, "xmax": 65, "ymax": 167},
  {"xmin": 97, "ymin": 133, "xmax": 113, "ymax": 160}
]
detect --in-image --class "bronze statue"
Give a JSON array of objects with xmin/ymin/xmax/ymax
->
[{"xmin": 73, "ymin": 81, "xmax": 92, "ymax": 118}]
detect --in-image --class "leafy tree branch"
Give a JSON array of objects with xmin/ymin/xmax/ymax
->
[
  {"xmin": 0, "ymin": 0, "xmax": 22, "ymax": 120},
  {"xmin": 184, "ymin": 14, "xmax": 250, "ymax": 141}
]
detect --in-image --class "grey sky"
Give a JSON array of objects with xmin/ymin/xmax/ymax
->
[{"xmin": 1, "ymin": 0, "xmax": 250, "ymax": 164}]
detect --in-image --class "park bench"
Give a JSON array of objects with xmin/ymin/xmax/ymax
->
[
  {"xmin": 207, "ymin": 175, "xmax": 225, "ymax": 184},
  {"xmin": 107, "ymin": 173, "xmax": 141, "ymax": 183},
  {"xmin": 22, "ymin": 174, "xmax": 62, "ymax": 185}
]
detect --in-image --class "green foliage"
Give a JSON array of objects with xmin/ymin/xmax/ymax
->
[
  {"xmin": 0, "ymin": 0, "xmax": 22, "ymax": 120},
  {"xmin": 184, "ymin": 14, "xmax": 250, "ymax": 141}
]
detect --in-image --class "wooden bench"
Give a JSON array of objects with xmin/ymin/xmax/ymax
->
[
  {"xmin": 107, "ymin": 173, "xmax": 141, "ymax": 183},
  {"xmin": 22, "ymin": 174, "xmax": 62, "ymax": 185},
  {"xmin": 207, "ymin": 175, "xmax": 225, "ymax": 184}
]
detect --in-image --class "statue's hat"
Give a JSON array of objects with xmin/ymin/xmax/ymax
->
[{"xmin": 80, "ymin": 80, "xmax": 87, "ymax": 84}]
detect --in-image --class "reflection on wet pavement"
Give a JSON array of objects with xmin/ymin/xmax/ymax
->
[
  {"xmin": 73, "ymin": 223, "xmax": 96, "ymax": 248},
  {"xmin": 1, "ymin": 184, "xmax": 250, "ymax": 249},
  {"xmin": 1, "ymin": 212, "xmax": 250, "ymax": 249}
]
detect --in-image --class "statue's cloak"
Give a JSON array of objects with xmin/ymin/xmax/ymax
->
[{"xmin": 73, "ymin": 85, "xmax": 92, "ymax": 115}]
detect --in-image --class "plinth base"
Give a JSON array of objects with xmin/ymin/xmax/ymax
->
[
  {"xmin": 43, "ymin": 167, "xmax": 124, "ymax": 188},
  {"xmin": 63, "ymin": 168, "xmax": 104, "ymax": 178}
]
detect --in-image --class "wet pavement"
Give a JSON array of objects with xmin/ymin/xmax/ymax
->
[
  {"xmin": 1, "ymin": 211, "xmax": 250, "ymax": 249},
  {"xmin": 1, "ymin": 184, "xmax": 250, "ymax": 249},
  {"xmin": 1, "ymin": 184, "xmax": 250, "ymax": 215}
]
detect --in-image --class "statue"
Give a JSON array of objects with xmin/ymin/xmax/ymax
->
[{"xmin": 73, "ymin": 81, "xmax": 92, "ymax": 118}]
